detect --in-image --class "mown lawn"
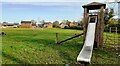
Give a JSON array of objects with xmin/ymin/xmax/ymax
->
[{"xmin": 1, "ymin": 28, "xmax": 119, "ymax": 64}]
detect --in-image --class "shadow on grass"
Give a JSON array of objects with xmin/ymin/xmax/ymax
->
[
  {"xmin": 51, "ymin": 40, "xmax": 83, "ymax": 63},
  {"xmin": 36, "ymin": 38, "xmax": 83, "ymax": 63},
  {"xmin": 2, "ymin": 52, "xmax": 29, "ymax": 64},
  {"xmin": 92, "ymin": 48, "xmax": 119, "ymax": 64},
  {"xmin": 22, "ymin": 38, "xmax": 83, "ymax": 63}
]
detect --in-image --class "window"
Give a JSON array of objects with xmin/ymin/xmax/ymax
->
[{"xmin": 89, "ymin": 17, "xmax": 96, "ymax": 23}]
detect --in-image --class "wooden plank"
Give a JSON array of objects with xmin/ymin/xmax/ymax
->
[{"xmin": 57, "ymin": 33, "xmax": 83, "ymax": 44}]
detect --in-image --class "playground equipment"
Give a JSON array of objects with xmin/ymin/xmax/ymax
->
[
  {"xmin": 77, "ymin": 2, "xmax": 106, "ymax": 63},
  {"xmin": 77, "ymin": 16, "xmax": 97, "ymax": 63}
]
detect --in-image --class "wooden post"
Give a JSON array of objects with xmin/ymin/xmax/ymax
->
[
  {"xmin": 55, "ymin": 33, "xmax": 58, "ymax": 44},
  {"xmin": 110, "ymin": 27, "xmax": 111, "ymax": 33},
  {"xmin": 116, "ymin": 27, "xmax": 117, "ymax": 34},
  {"xmin": 99, "ymin": 6, "xmax": 104, "ymax": 48},
  {"xmin": 83, "ymin": 8, "xmax": 89, "ymax": 44},
  {"xmin": 96, "ymin": 11, "xmax": 101, "ymax": 48}
]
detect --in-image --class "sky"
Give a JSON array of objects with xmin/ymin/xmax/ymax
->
[
  {"xmin": 1, "ymin": 2, "xmax": 84, "ymax": 23},
  {"xmin": 0, "ymin": 0, "xmax": 119, "ymax": 23}
]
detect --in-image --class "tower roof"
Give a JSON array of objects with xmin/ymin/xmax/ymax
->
[{"xmin": 82, "ymin": 2, "xmax": 106, "ymax": 10}]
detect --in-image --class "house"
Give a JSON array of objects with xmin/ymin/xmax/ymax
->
[
  {"xmin": 60, "ymin": 23, "xmax": 68, "ymax": 28},
  {"xmin": 69, "ymin": 22, "xmax": 75, "ymax": 27},
  {"xmin": 73, "ymin": 22, "xmax": 79, "ymax": 26},
  {"xmin": 8, "ymin": 23, "xmax": 19, "ymax": 28},
  {"xmin": 2, "ymin": 22, "xmax": 19, "ymax": 28},
  {"xmin": 21, "ymin": 21, "xmax": 32, "ymax": 28},
  {"xmin": 2, "ymin": 22, "xmax": 8, "ymax": 28},
  {"xmin": 0, "ymin": 23, "xmax": 2, "ymax": 28},
  {"xmin": 7, "ymin": 23, "xmax": 15, "ymax": 28},
  {"xmin": 13, "ymin": 23, "xmax": 19, "ymax": 28},
  {"xmin": 43, "ymin": 22, "xmax": 53, "ymax": 28},
  {"xmin": 37, "ymin": 24, "xmax": 43, "ymax": 28},
  {"xmin": 32, "ymin": 23, "xmax": 37, "ymax": 28}
]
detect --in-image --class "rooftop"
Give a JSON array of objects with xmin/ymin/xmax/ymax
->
[
  {"xmin": 82, "ymin": 2, "xmax": 106, "ymax": 10},
  {"xmin": 21, "ymin": 21, "xmax": 32, "ymax": 23}
]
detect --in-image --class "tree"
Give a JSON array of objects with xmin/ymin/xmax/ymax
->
[
  {"xmin": 108, "ymin": 18, "xmax": 119, "ymax": 33},
  {"xmin": 118, "ymin": 19, "xmax": 120, "ymax": 25},
  {"xmin": 53, "ymin": 21, "xmax": 59, "ymax": 28},
  {"xmin": 2, "ymin": 22, "xmax": 8, "ymax": 26},
  {"xmin": 104, "ymin": 8, "xmax": 115, "ymax": 25},
  {"xmin": 40, "ymin": 20, "xmax": 45, "ymax": 24},
  {"xmin": 66, "ymin": 21, "xmax": 71, "ymax": 27},
  {"xmin": 109, "ymin": 18, "xmax": 118, "ymax": 26},
  {"xmin": 31, "ymin": 20, "xmax": 37, "ymax": 24},
  {"xmin": 61, "ymin": 20, "xmax": 67, "ymax": 24},
  {"xmin": 104, "ymin": 8, "xmax": 109, "ymax": 25},
  {"xmin": 77, "ymin": 19, "xmax": 83, "ymax": 27},
  {"xmin": 109, "ymin": 8, "xmax": 114, "ymax": 19}
]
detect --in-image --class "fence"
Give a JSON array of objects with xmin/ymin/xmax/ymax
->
[{"xmin": 104, "ymin": 27, "xmax": 119, "ymax": 47}]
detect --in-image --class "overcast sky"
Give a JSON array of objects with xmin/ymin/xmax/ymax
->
[{"xmin": 0, "ymin": 0, "xmax": 119, "ymax": 23}]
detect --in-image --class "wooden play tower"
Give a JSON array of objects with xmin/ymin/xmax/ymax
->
[{"xmin": 82, "ymin": 2, "xmax": 106, "ymax": 48}]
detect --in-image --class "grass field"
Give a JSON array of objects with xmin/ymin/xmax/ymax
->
[{"xmin": 1, "ymin": 28, "xmax": 120, "ymax": 64}]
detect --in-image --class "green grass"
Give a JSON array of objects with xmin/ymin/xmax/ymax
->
[{"xmin": 1, "ymin": 28, "xmax": 119, "ymax": 64}]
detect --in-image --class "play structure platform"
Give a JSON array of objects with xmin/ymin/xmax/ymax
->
[
  {"xmin": 77, "ymin": 2, "xmax": 106, "ymax": 64},
  {"xmin": 77, "ymin": 16, "xmax": 97, "ymax": 63}
]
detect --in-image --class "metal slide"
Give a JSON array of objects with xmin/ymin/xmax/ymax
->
[{"xmin": 77, "ymin": 16, "xmax": 97, "ymax": 63}]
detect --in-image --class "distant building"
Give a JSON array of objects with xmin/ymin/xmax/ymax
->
[
  {"xmin": 69, "ymin": 22, "xmax": 75, "ymax": 27},
  {"xmin": 37, "ymin": 24, "xmax": 43, "ymax": 28},
  {"xmin": 43, "ymin": 22, "xmax": 53, "ymax": 28},
  {"xmin": 32, "ymin": 23, "xmax": 37, "ymax": 28},
  {"xmin": 73, "ymin": 22, "xmax": 79, "ymax": 26},
  {"xmin": 0, "ymin": 23, "xmax": 2, "ymax": 28},
  {"xmin": 2, "ymin": 22, "xmax": 8, "ymax": 28},
  {"xmin": 60, "ymin": 23, "xmax": 68, "ymax": 28},
  {"xmin": 21, "ymin": 21, "xmax": 32, "ymax": 28},
  {"xmin": 2, "ymin": 22, "xmax": 19, "ymax": 28},
  {"xmin": 7, "ymin": 23, "xmax": 15, "ymax": 28}
]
